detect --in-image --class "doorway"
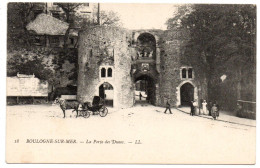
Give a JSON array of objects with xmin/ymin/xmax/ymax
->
[
  {"xmin": 180, "ymin": 83, "xmax": 194, "ymax": 106},
  {"xmin": 99, "ymin": 82, "xmax": 114, "ymax": 107},
  {"xmin": 134, "ymin": 75, "xmax": 156, "ymax": 105}
]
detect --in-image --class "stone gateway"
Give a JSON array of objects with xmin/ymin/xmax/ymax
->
[{"xmin": 77, "ymin": 26, "xmax": 207, "ymax": 109}]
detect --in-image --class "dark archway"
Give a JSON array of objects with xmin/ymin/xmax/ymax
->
[
  {"xmin": 180, "ymin": 83, "xmax": 194, "ymax": 106},
  {"xmin": 136, "ymin": 33, "xmax": 156, "ymax": 59},
  {"xmin": 99, "ymin": 82, "xmax": 114, "ymax": 107},
  {"xmin": 134, "ymin": 75, "xmax": 156, "ymax": 105}
]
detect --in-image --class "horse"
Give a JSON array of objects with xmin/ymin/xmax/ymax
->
[{"xmin": 53, "ymin": 97, "xmax": 80, "ymax": 118}]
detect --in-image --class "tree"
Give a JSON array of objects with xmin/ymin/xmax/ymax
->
[
  {"xmin": 100, "ymin": 10, "xmax": 122, "ymax": 27},
  {"xmin": 55, "ymin": 3, "xmax": 86, "ymax": 49},
  {"xmin": 74, "ymin": 9, "xmax": 122, "ymax": 28},
  {"xmin": 167, "ymin": 4, "xmax": 256, "ymax": 110},
  {"xmin": 7, "ymin": 48, "xmax": 56, "ymax": 82},
  {"xmin": 7, "ymin": 2, "xmax": 123, "ymax": 98},
  {"xmin": 166, "ymin": 4, "xmax": 193, "ymax": 29},
  {"xmin": 7, "ymin": 2, "xmax": 45, "ymax": 49}
]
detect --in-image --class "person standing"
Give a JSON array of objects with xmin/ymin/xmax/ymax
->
[
  {"xmin": 202, "ymin": 100, "xmax": 208, "ymax": 115},
  {"xmin": 139, "ymin": 92, "xmax": 142, "ymax": 100},
  {"xmin": 190, "ymin": 101, "xmax": 195, "ymax": 116},
  {"xmin": 211, "ymin": 104, "xmax": 218, "ymax": 120},
  {"xmin": 164, "ymin": 99, "xmax": 172, "ymax": 114},
  {"xmin": 215, "ymin": 101, "xmax": 220, "ymax": 119},
  {"xmin": 236, "ymin": 102, "xmax": 243, "ymax": 116},
  {"xmin": 193, "ymin": 100, "xmax": 198, "ymax": 115},
  {"xmin": 208, "ymin": 101, "xmax": 213, "ymax": 116}
]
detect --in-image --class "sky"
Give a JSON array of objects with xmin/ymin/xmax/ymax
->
[{"xmin": 100, "ymin": 3, "xmax": 177, "ymax": 30}]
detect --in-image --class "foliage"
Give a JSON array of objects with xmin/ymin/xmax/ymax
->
[
  {"xmin": 100, "ymin": 10, "xmax": 122, "ymax": 27},
  {"xmin": 7, "ymin": 2, "xmax": 123, "ymax": 94},
  {"xmin": 7, "ymin": 2, "xmax": 45, "ymax": 49},
  {"xmin": 7, "ymin": 48, "xmax": 56, "ymax": 82},
  {"xmin": 55, "ymin": 3, "xmax": 85, "ymax": 22},
  {"xmin": 166, "ymin": 4, "xmax": 193, "ymax": 29},
  {"xmin": 55, "ymin": 3, "xmax": 86, "ymax": 49},
  {"xmin": 7, "ymin": 3, "xmax": 81, "ymax": 87},
  {"xmin": 7, "ymin": 48, "xmax": 77, "ymax": 88},
  {"xmin": 167, "ymin": 4, "xmax": 256, "ymax": 109}
]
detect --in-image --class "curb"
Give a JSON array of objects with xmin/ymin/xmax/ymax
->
[{"xmin": 176, "ymin": 108, "xmax": 256, "ymax": 128}]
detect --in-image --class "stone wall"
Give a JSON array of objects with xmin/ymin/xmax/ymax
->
[
  {"xmin": 158, "ymin": 29, "xmax": 207, "ymax": 107},
  {"xmin": 78, "ymin": 26, "xmax": 208, "ymax": 108},
  {"xmin": 77, "ymin": 26, "xmax": 134, "ymax": 108},
  {"xmin": 158, "ymin": 30, "xmax": 183, "ymax": 106}
]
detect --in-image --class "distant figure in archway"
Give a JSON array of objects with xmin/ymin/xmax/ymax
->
[
  {"xmin": 139, "ymin": 92, "xmax": 142, "ymax": 100},
  {"xmin": 190, "ymin": 101, "xmax": 195, "ymax": 116},
  {"xmin": 164, "ymin": 99, "xmax": 172, "ymax": 114}
]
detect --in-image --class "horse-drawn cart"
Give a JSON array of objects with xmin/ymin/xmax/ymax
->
[
  {"xmin": 79, "ymin": 96, "xmax": 108, "ymax": 118},
  {"xmin": 53, "ymin": 96, "xmax": 108, "ymax": 118}
]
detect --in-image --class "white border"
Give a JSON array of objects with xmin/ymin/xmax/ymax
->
[{"xmin": 1, "ymin": 0, "xmax": 259, "ymax": 168}]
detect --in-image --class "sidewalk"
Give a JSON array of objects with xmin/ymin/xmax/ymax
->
[{"xmin": 177, "ymin": 107, "xmax": 256, "ymax": 127}]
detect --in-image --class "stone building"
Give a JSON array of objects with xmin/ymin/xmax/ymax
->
[{"xmin": 77, "ymin": 26, "xmax": 207, "ymax": 109}]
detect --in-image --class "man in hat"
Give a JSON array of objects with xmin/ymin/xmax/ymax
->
[
  {"xmin": 190, "ymin": 101, "xmax": 195, "ymax": 116},
  {"xmin": 164, "ymin": 98, "xmax": 172, "ymax": 114}
]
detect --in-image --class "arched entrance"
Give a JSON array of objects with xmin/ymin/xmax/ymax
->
[
  {"xmin": 134, "ymin": 75, "xmax": 156, "ymax": 105},
  {"xmin": 180, "ymin": 83, "xmax": 194, "ymax": 106},
  {"xmin": 136, "ymin": 33, "xmax": 156, "ymax": 59},
  {"xmin": 99, "ymin": 82, "xmax": 114, "ymax": 107}
]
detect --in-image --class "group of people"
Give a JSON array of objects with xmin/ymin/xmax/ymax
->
[
  {"xmin": 158, "ymin": 97, "xmax": 221, "ymax": 120},
  {"xmin": 190, "ymin": 100, "xmax": 220, "ymax": 120}
]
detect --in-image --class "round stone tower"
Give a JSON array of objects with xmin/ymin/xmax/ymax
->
[{"xmin": 77, "ymin": 26, "xmax": 134, "ymax": 109}]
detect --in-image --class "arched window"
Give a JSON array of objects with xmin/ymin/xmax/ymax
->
[
  {"xmin": 188, "ymin": 68, "xmax": 193, "ymax": 78},
  {"xmin": 182, "ymin": 69, "xmax": 187, "ymax": 78},
  {"xmin": 107, "ymin": 68, "xmax": 112, "ymax": 77},
  {"xmin": 101, "ymin": 68, "xmax": 106, "ymax": 78}
]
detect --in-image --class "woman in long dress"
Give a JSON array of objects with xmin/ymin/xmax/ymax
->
[{"xmin": 202, "ymin": 100, "xmax": 208, "ymax": 115}]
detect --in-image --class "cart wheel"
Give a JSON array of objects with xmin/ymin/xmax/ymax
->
[
  {"xmin": 83, "ymin": 111, "xmax": 90, "ymax": 118},
  {"xmin": 99, "ymin": 106, "xmax": 108, "ymax": 117}
]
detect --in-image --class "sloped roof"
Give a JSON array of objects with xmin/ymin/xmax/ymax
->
[{"xmin": 26, "ymin": 13, "xmax": 69, "ymax": 35}]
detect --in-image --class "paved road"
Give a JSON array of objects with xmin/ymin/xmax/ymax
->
[{"xmin": 6, "ymin": 104, "xmax": 256, "ymax": 164}]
